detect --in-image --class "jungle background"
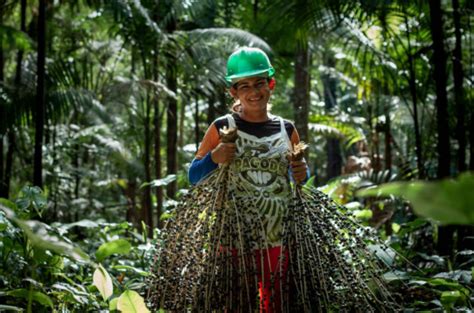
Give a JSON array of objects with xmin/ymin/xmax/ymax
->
[{"xmin": 0, "ymin": 0, "xmax": 473, "ymax": 312}]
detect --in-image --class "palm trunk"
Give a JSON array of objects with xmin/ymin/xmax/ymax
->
[
  {"xmin": 4, "ymin": 132, "xmax": 14, "ymax": 200},
  {"xmin": 429, "ymin": 0, "xmax": 453, "ymax": 257},
  {"xmin": 293, "ymin": 43, "xmax": 310, "ymax": 143},
  {"xmin": 151, "ymin": 9, "xmax": 163, "ymax": 227},
  {"xmin": 3, "ymin": 0, "xmax": 28, "ymax": 198},
  {"xmin": 140, "ymin": 47, "xmax": 153, "ymax": 231},
  {"xmin": 404, "ymin": 12, "xmax": 424, "ymax": 178},
  {"xmin": 470, "ymin": 111, "xmax": 474, "ymax": 170},
  {"xmin": 383, "ymin": 82, "xmax": 392, "ymax": 178},
  {"xmin": 253, "ymin": 0, "xmax": 259, "ymax": 21},
  {"xmin": 33, "ymin": 0, "xmax": 46, "ymax": 188},
  {"xmin": 207, "ymin": 94, "xmax": 216, "ymax": 125},
  {"xmin": 384, "ymin": 110, "xmax": 392, "ymax": 177},
  {"xmin": 178, "ymin": 92, "xmax": 185, "ymax": 152},
  {"xmin": 0, "ymin": 1, "xmax": 3, "ymax": 84},
  {"xmin": 15, "ymin": 0, "xmax": 27, "ymax": 86},
  {"xmin": 218, "ymin": 90, "xmax": 228, "ymax": 116},
  {"xmin": 429, "ymin": 0, "xmax": 451, "ymax": 179},
  {"xmin": 144, "ymin": 93, "xmax": 153, "ymax": 230},
  {"xmin": 166, "ymin": 16, "xmax": 178, "ymax": 198},
  {"xmin": 195, "ymin": 93, "xmax": 200, "ymax": 151},
  {"xmin": 166, "ymin": 62, "xmax": 178, "ymax": 198},
  {"xmin": 125, "ymin": 180, "xmax": 137, "ymax": 226},
  {"xmin": 452, "ymin": 0, "xmax": 466, "ymax": 173},
  {"xmin": 322, "ymin": 51, "xmax": 341, "ymax": 180},
  {"xmin": 0, "ymin": 2, "xmax": 4, "ymax": 197},
  {"xmin": 153, "ymin": 57, "xmax": 163, "ymax": 228},
  {"xmin": 0, "ymin": 136, "xmax": 4, "ymax": 197}
]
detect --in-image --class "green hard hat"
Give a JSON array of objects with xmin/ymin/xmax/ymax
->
[{"xmin": 225, "ymin": 47, "xmax": 275, "ymax": 85}]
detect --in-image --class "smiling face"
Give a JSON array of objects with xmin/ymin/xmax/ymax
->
[{"xmin": 230, "ymin": 77, "xmax": 273, "ymax": 117}]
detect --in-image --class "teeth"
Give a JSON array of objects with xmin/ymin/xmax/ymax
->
[
  {"xmin": 262, "ymin": 172, "xmax": 271, "ymax": 184},
  {"xmin": 246, "ymin": 171, "xmax": 271, "ymax": 185}
]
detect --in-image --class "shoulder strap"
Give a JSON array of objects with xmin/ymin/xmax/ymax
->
[
  {"xmin": 226, "ymin": 114, "xmax": 237, "ymax": 129},
  {"xmin": 279, "ymin": 117, "xmax": 293, "ymax": 152}
]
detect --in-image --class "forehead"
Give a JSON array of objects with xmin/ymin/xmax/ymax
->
[{"xmin": 234, "ymin": 76, "xmax": 267, "ymax": 86}]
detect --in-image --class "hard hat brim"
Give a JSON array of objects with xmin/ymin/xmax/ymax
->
[{"xmin": 225, "ymin": 68, "xmax": 275, "ymax": 85}]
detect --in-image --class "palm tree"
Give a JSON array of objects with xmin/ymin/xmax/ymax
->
[
  {"xmin": 428, "ymin": 0, "xmax": 450, "ymax": 179},
  {"xmin": 451, "ymin": 0, "xmax": 467, "ymax": 173},
  {"xmin": 33, "ymin": 0, "xmax": 46, "ymax": 188}
]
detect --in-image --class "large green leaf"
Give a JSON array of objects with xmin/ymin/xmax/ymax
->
[
  {"xmin": 7, "ymin": 289, "xmax": 53, "ymax": 308},
  {"xmin": 95, "ymin": 239, "xmax": 131, "ymax": 262},
  {"xmin": 0, "ymin": 205, "xmax": 90, "ymax": 262},
  {"xmin": 15, "ymin": 186, "xmax": 47, "ymax": 217},
  {"xmin": 52, "ymin": 282, "xmax": 90, "ymax": 305},
  {"xmin": 117, "ymin": 290, "xmax": 150, "ymax": 313},
  {"xmin": 93, "ymin": 264, "xmax": 114, "ymax": 301},
  {"xmin": 0, "ymin": 304, "xmax": 23, "ymax": 311},
  {"xmin": 440, "ymin": 291, "xmax": 464, "ymax": 308},
  {"xmin": 110, "ymin": 297, "xmax": 119, "ymax": 311},
  {"xmin": 141, "ymin": 174, "xmax": 176, "ymax": 188},
  {"xmin": 356, "ymin": 173, "xmax": 474, "ymax": 225}
]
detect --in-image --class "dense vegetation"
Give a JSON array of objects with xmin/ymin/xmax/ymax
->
[{"xmin": 0, "ymin": 0, "xmax": 473, "ymax": 312}]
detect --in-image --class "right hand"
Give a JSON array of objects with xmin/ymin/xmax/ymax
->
[{"xmin": 211, "ymin": 142, "xmax": 237, "ymax": 164}]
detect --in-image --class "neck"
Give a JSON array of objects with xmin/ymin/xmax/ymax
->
[{"xmin": 239, "ymin": 110, "xmax": 269, "ymax": 123}]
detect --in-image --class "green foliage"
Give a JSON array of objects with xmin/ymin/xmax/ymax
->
[
  {"xmin": 0, "ymin": 0, "xmax": 472, "ymax": 311},
  {"xmin": 309, "ymin": 114, "xmax": 366, "ymax": 148},
  {"xmin": 357, "ymin": 173, "xmax": 474, "ymax": 225},
  {"xmin": 0, "ymin": 189, "xmax": 153, "ymax": 312},
  {"xmin": 117, "ymin": 290, "xmax": 150, "ymax": 313},
  {"xmin": 0, "ymin": 25, "xmax": 33, "ymax": 51},
  {"xmin": 6, "ymin": 289, "xmax": 53, "ymax": 309},
  {"xmin": 96, "ymin": 239, "xmax": 132, "ymax": 262},
  {"xmin": 93, "ymin": 265, "xmax": 113, "ymax": 301}
]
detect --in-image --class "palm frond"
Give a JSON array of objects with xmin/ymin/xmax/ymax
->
[{"xmin": 309, "ymin": 114, "xmax": 366, "ymax": 148}]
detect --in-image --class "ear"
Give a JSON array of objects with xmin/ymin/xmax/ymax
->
[
  {"xmin": 268, "ymin": 78, "xmax": 276, "ymax": 90},
  {"xmin": 229, "ymin": 86, "xmax": 238, "ymax": 98}
]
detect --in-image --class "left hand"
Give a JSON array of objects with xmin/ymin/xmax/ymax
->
[{"xmin": 291, "ymin": 160, "xmax": 308, "ymax": 184}]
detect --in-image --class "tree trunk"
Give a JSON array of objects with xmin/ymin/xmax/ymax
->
[
  {"xmin": 0, "ymin": 1, "xmax": 5, "ymax": 196},
  {"xmin": 253, "ymin": 0, "xmax": 259, "ymax": 21},
  {"xmin": 0, "ymin": 0, "xmax": 3, "ymax": 84},
  {"xmin": 195, "ymin": 93, "xmax": 200, "ymax": 151},
  {"xmin": 166, "ymin": 14, "xmax": 178, "ymax": 198},
  {"xmin": 293, "ymin": 43, "xmax": 310, "ymax": 144},
  {"xmin": 404, "ymin": 12, "xmax": 424, "ymax": 178},
  {"xmin": 429, "ymin": 0, "xmax": 452, "ymax": 257},
  {"xmin": 125, "ymin": 180, "xmax": 137, "ymax": 226},
  {"xmin": 322, "ymin": 51, "xmax": 341, "ymax": 180},
  {"xmin": 152, "ymin": 57, "xmax": 163, "ymax": 228},
  {"xmin": 178, "ymin": 91, "xmax": 185, "ymax": 152},
  {"xmin": 452, "ymin": 0, "xmax": 466, "ymax": 173},
  {"xmin": 15, "ymin": 0, "xmax": 27, "ymax": 86},
  {"xmin": 33, "ymin": 0, "xmax": 46, "ymax": 188},
  {"xmin": 1, "ymin": 0, "xmax": 28, "ymax": 198},
  {"xmin": 143, "ymin": 93, "xmax": 153, "ymax": 230},
  {"xmin": 384, "ymin": 110, "xmax": 392, "ymax": 177},
  {"xmin": 0, "ymin": 136, "xmax": 4, "ymax": 197},
  {"xmin": 470, "ymin": 110, "xmax": 474, "ymax": 170},
  {"xmin": 383, "ymin": 82, "xmax": 392, "ymax": 178},
  {"xmin": 429, "ymin": 0, "xmax": 451, "ymax": 179},
  {"xmin": 218, "ymin": 90, "xmax": 228, "ymax": 116},
  {"xmin": 207, "ymin": 94, "xmax": 216, "ymax": 126},
  {"xmin": 166, "ymin": 61, "xmax": 178, "ymax": 198}
]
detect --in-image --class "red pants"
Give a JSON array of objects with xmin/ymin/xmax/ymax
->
[
  {"xmin": 227, "ymin": 246, "xmax": 289, "ymax": 313},
  {"xmin": 255, "ymin": 246, "xmax": 289, "ymax": 313}
]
